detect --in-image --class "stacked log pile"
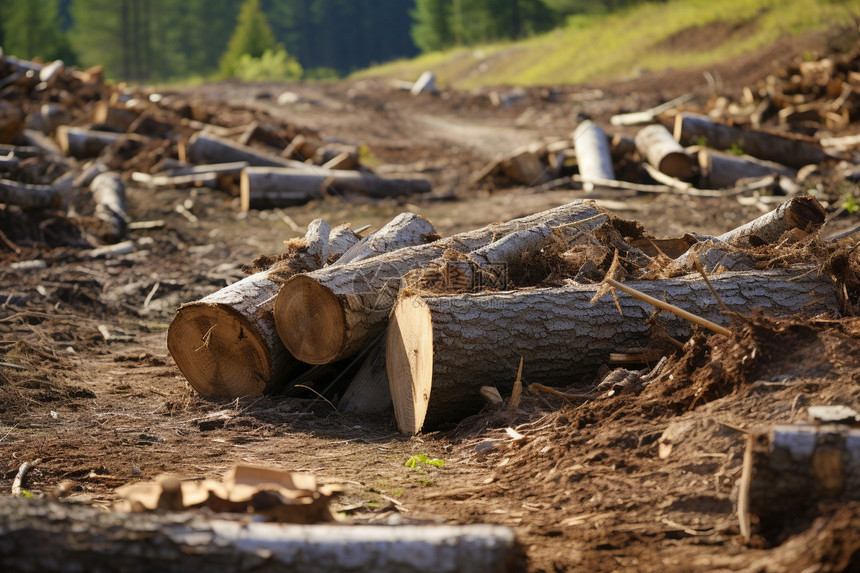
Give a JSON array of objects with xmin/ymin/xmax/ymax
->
[
  {"xmin": 169, "ymin": 195, "xmax": 854, "ymax": 437},
  {"xmin": 477, "ymin": 40, "xmax": 860, "ymax": 197},
  {"xmin": 0, "ymin": 54, "xmax": 431, "ymax": 251}
]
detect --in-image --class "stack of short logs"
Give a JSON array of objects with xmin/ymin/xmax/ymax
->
[{"xmin": 167, "ymin": 195, "xmax": 846, "ymax": 435}]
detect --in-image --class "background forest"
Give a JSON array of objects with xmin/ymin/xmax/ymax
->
[{"xmin": 0, "ymin": 0, "xmax": 638, "ymax": 82}]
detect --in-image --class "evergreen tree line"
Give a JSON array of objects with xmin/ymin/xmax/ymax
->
[{"xmin": 0, "ymin": 0, "xmax": 642, "ymax": 81}]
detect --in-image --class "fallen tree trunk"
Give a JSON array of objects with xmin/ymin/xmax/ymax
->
[
  {"xmin": 274, "ymin": 200, "xmax": 608, "ymax": 365},
  {"xmin": 674, "ymin": 112, "xmax": 828, "ymax": 168},
  {"xmin": 240, "ymin": 167, "xmax": 432, "ymax": 210},
  {"xmin": 0, "ymin": 178, "xmax": 61, "ymax": 209},
  {"xmin": 696, "ymin": 147, "xmax": 796, "ymax": 189},
  {"xmin": 635, "ymin": 124, "xmax": 696, "ymax": 179},
  {"xmin": 387, "ymin": 268, "xmax": 840, "ymax": 434},
  {"xmin": 0, "ymin": 497, "xmax": 519, "ymax": 573},
  {"xmin": 573, "ymin": 121, "xmax": 615, "ymax": 191},
  {"xmin": 168, "ymin": 213, "xmax": 433, "ymax": 398},
  {"xmin": 182, "ymin": 132, "xmax": 313, "ymax": 170},
  {"xmin": 738, "ymin": 423, "xmax": 860, "ymax": 540},
  {"xmin": 56, "ymin": 126, "xmax": 127, "ymax": 158},
  {"xmin": 91, "ymin": 172, "xmax": 127, "ymax": 242}
]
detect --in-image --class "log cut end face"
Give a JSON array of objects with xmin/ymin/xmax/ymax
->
[
  {"xmin": 387, "ymin": 296, "xmax": 434, "ymax": 435},
  {"xmin": 167, "ymin": 304, "xmax": 270, "ymax": 398},
  {"xmin": 274, "ymin": 275, "xmax": 345, "ymax": 365}
]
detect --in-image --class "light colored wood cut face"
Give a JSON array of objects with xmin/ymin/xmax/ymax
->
[
  {"xmin": 274, "ymin": 275, "xmax": 345, "ymax": 365},
  {"xmin": 387, "ymin": 296, "xmax": 434, "ymax": 435},
  {"xmin": 167, "ymin": 304, "xmax": 268, "ymax": 398}
]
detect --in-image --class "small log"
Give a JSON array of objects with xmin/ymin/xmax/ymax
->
[
  {"xmin": 387, "ymin": 269, "xmax": 840, "ymax": 433},
  {"xmin": 91, "ymin": 172, "xmax": 127, "ymax": 242},
  {"xmin": 635, "ymin": 124, "xmax": 696, "ymax": 179},
  {"xmin": 73, "ymin": 161, "xmax": 109, "ymax": 188},
  {"xmin": 0, "ymin": 179, "xmax": 61, "ymax": 209},
  {"xmin": 712, "ymin": 195, "xmax": 824, "ymax": 244},
  {"xmin": 411, "ymin": 71, "xmax": 437, "ymax": 95},
  {"xmin": 738, "ymin": 423, "xmax": 860, "ymax": 540},
  {"xmin": 696, "ymin": 148, "xmax": 796, "ymax": 189},
  {"xmin": 240, "ymin": 167, "xmax": 431, "ymax": 210},
  {"xmin": 133, "ymin": 172, "xmax": 220, "ymax": 190},
  {"xmin": 337, "ymin": 337, "xmax": 390, "ymax": 414},
  {"xmin": 0, "ymin": 144, "xmax": 40, "ymax": 159},
  {"xmin": 183, "ymin": 132, "xmax": 311, "ymax": 169},
  {"xmin": 0, "ymin": 497, "xmax": 518, "ymax": 573},
  {"xmin": 274, "ymin": 200, "xmax": 608, "ymax": 365},
  {"xmin": 674, "ymin": 112, "xmax": 828, "ymax": 168},
  {"xmin": 573, "ymin": 121, "xmax": 615, "ymax": 191},
  {"xmin": 92, "ymin": 102, "xmax": 139, "ymax": 132},
  {"xmin": 304, "ymin": 219, "xmax": 332, "ymax": 268},
  {"xmin": 57, "ymin": 126, "xmax": 126, "ymax": 158},
  {"xmin": 497, "ymin": 146, "xmax": 549, "ymax": 186},
  {"xmin": 168, "ymin": 213, "xmax": 432, "ymax": 398}
]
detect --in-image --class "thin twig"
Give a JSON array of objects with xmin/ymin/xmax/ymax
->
[
  {"xmin": 12, "ymin": 459, "xmax": 39, "ymax": 495},
  {"xmin": 605, "ymin": 278, "xmax": 732, "ymax": 337},
  {"xmin": 528, "ymin": 383, "xmax": 592, "ymax": 402},
  {"xmin": 690, "ymin": 252, "xmax": 735, "ymax": 317},
  {"xmin": 507, "ymin": 357, "xmax": 524, "ymax": 411},
  {"xmin": 295, "ymin": 384, "xmax": 344, "ymax": 417}
]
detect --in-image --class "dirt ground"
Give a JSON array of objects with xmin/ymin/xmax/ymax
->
[{"xmin": 3, "ymin": 29, "xmax": 860, "ymax": 571}]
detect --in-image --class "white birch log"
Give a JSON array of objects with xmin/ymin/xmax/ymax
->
[
  {"xmin": 274, "ymin": 201, "xmax": 608, "ymax": 365},
  {"xmin": 91, "ymin": 172, "xmax": 127, "ymax": 242},
  {"xmin": 387, "ymin": 269, "xmax": 840, "ymax": 433},
  {"xmin": 573, "ymin": 121, "xmax": 615, "ymax": 191}
]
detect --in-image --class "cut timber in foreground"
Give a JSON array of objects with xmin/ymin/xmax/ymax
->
[
  {"xmin": 387, "ymin": 269, "xmax": 840, "ymax": 434},
  {"xmin": 167, "ymin": 213, "xmax": 435, "ymax": 398},
  {"xmin": 274, "ymin": 200, "xmax": 609, "ymax": 365}
]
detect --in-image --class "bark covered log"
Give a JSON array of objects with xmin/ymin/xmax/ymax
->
[
  {"xmin": 91, "ymin": 172, "xmax": 127, "ymax": 242},
  {"xmin": 696, "ymin": 147, "xmax": 796, "ymax": 189},
  {"xmin": 387, "ymin": 269, "xmax": 840, "ymax": 433},
  {"xmin": 738, "ymin": 423, "xmax": 860, "ymax": 540},
  {"xmin": 168, "ymin": 213, "xmax": 433, "ymax": 398},
  {"xmin": 183, "ymin": 132, "xmax": 313, "ymax": 170},
  {"xmin": 57, "ymin": 126, "xmax": 128, "ymax": 158},
  {"xmin": 274, "ymin": 200, "xmax": 608, "ymax": 365},
  {"xmin": 674, "ymin": 112, "xmax": 828, "ymax": 168},
  {"xmin": 240, "ymin": 167, "xmax": 432, "ymax": 211},
  {"xmin": 0, "ymin": 179, "xmax": 61, "ymax": 209},
  {"xmin": 635, "ymin": 124, "xmax": 696, "ymax": 179},
  {"xmin": 573, "ymin": 121, "xmax": 615, "ymax": 191},
  {"xmin": 0, "ymin": 497, "xmax": 519, "ymax": 573}
]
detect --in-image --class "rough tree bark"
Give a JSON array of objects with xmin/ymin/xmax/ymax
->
[
  {"xmin": 168, "ymin": 213, "xmax": 432, "ymax": 398},
  {"xmin": 573, "ymin": 121, "xmax": 615, "ymax": 191},
  {"xmin": 387, "ymin": 269, "xmax": 840, "ymax": 434},
  {"xmin": 738, "ymin": 423, "xmax": 860, "ymax": 540},
  {"xmin": 240, "ymin": 167, "xmax": 432, "ymax": 211},
  {"xmin": 57, "ymin": 126, "xmax": 128, "ymax": 158},
  {"xmin": 0, "ymin": 497, "xmax": 518, "ymax": 573},
  {"xmin": 696, "ymin": 147, "xmax": 796, "ymax": 189},
  {"xmin": 274, "ymin": 200, "xmax": 608, "ymax": 365},
  {"xmin": 182, "ymin": 132, "xmax": 313, "ymax": 170},
  {"xmin": 0, "ymin": 179, "xmax": 61, "ymax": 209},
  {"xmin": 91, "ymin": 172, "xmax": 127, "ymax": 242},
  {"xmin": 634, "ymin": 124, "xmax": 696, "ymax": 179},
  {"xmin": 674, "ymin": 112, "xmax": 828, "ymax": 168}
]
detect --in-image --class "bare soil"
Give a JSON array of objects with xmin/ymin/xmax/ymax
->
[{"xmin": 3, "ymin": 30, "xmax": 860, "ymax": 571}]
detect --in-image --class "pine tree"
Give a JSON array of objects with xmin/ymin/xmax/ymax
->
[
  {"xmin": 412, "ymin": 0, "xmax": 453, "ymax": 53},
  {"xmin": 1, "ymin": 0, "xmax": 75, "ymax": 62},
  {"xmin": 219, "ymin": 0, "xmax": 277, "ymax": 77}
]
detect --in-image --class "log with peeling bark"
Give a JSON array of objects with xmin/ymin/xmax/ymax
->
[
  {"xmin": 674, "ymin": 112, "xmax": 828, "ymax": 168},
  {"xmin": 182, "ymin": 132, "xmax": 313, "ymax": 170},
  {"xmin": 387, "ymin": 268, "xmax": 840, "ymax": 433},
  {"xmin": 737, "ymin": 423, "xmax": 860, "ymax": 540},
  {"xmin": 573, "ymin": 121, "xmax": 615, "ymax": 191},
  {"xmin": 337, "ymin": 336, "xmax": 391, "ymax": 414},
  {"xmin": 635, "ymin": 124, "xmax": 696, "ymax": 179},
  {"xmin": 56, "ymin": 126, "xmax": 128, "ymax": 158},
  {"xmin": 0, "ymin": 497, "xmax": 519, "ymax": 573},
  {"xmin": 91, "ymin": 172, "xmax": 127, "ymax": 242},
  {"xmin": 240, "ymin": 167, "xmax": 432, "ymax": 210},
  {"xmin": 0, "ymin": 178, "xmax": 61, "ymax": 209},
  {"xmin": 696, "ymin": 147, "xmax": 796, "ymax": 189},
  {"xmin": 274, "ymin": 200, "xmax": 608, "ymax": 365},
  {"xmin": 168, "ymin": 213, "xmax": 433, "ymax": 398}
]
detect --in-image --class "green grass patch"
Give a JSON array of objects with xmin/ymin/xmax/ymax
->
[{"xmin": 354, "ymin": 0, "xmax": 860, "ymax": 88}]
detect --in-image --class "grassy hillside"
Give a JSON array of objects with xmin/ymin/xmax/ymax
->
[{"xmin": 354, "ymin": 0, "xmax": 860, "ymax": 88}]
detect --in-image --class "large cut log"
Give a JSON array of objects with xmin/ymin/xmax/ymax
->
[
  {"xmin": 168, "ymin": 213, "xmax": 433, "ymax": 398},
  {"xmin": 274, "ymin": 200, "xmax": 608, "ymax": 365},
  {"xmin": 0, "ymin": 497, "xmax": 518, "ymax": 573},
  {"xmin": 0, "ymin": 179, "xmax": 61, "ymax": 209},
  {"xmin": 573, "ymin": 121, "xmax": 615, "ymax": 191},
  {"xmin": 182, "ymin": 132, "xmax": 313, "ymax": 170},
  {"xmin": 91, "ymin": 172, "xmax": 127, "ymax": 242},
  {"xmin": 56, "ymin": 126, "xmax": 127, "ymax": 158},
  {"xmin": 240, "ymin": 167, "xmax": 432, "ymax": 210},
  {"xmin": 738, "ymin": 423, "xmax": 860, "ymax": 540},
  {"xmin": 387, "ymin": 268, "xmax": 840, "ymax": 433},
  {"xmin": 635, "ymin": 124, "xmax": 696, "ymax": 179},
  {"xmin": 696, "ymin": 148, "xmax": 796, "ymax": 189},
  {"xmin": 674, "ymin": 112, "xmax": 828, "ymax": 168}
]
